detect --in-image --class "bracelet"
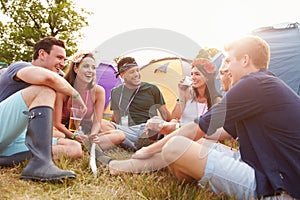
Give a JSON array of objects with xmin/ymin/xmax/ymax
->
[
  {"xmin": 175, "ymin": 122, "xmax": 180, "ymax": 130},
  {"xmin": 176, "ymin": 98, "xmax": 184, "ymax": 103},
  {"xmin": 71, "ymin": 133, "xmax": 77, "ymax": 139},
  {"xmin": 72, "ymin": 93, "xmax": 80, "ymax": 99}
]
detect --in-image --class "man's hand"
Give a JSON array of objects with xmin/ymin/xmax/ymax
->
[
  {"xmin": 145, "ymin": 116, "xmax": 165, "ymax": 136},
  {"xmin": 146, "ymin": 119, "xmax": 178, "ymax": 134}
]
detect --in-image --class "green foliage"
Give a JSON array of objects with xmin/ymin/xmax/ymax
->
[
  {"xmin": 195, "ymin": 47, "xmax": 221, "ymax": 60},
  {"xmin": 0, "ymin": 0, "xmax": 91, "ymax": 64}
]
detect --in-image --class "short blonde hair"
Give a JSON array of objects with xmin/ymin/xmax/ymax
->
[{"xmin": 224, "ymin": 35, "xmax": 270, "ymax": 69}]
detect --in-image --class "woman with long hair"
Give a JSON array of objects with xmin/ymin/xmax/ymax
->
[
  {"xmin": 53, "ymin": 52, "xmax": 125, "ymax": 150},
  {"xmin": 171, "ymin": 58, "xmax": 222, "ymax": 125}
]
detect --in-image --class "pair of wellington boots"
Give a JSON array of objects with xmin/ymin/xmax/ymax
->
[{"xmin": 20, "ymin": 106, "xmax": 75, "ymax": 181}]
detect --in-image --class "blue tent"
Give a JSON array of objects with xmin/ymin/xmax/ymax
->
[
  {"xmin": 212, "ymin": 22, "xmax": 300, "ymax": 95},
  {"xmin": 252, "ymin": 22, "xmax": 300, "ymax": 95}
]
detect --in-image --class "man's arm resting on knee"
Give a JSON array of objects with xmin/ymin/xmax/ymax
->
[{"xmin": 16, "ymin": 66, "xmax": 79, "ymax": 97}]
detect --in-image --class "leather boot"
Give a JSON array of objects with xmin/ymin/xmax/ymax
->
[{"xmin": 20, "ymin": 106, "xmax": 76, "ymax": 181}]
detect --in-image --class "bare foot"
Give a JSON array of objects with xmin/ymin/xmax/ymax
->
[
  {"xmin": 108, "ymin": 164, "xmax": 122, "ymax": 176},
  {"xmin": 131, "ymin": 147, "xmax": 157, "ymax": 159}
]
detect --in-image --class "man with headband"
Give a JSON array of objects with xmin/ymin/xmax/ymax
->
[{"xmin": 101, "ymin": 57, "xmax": 171, "ymax": 150}]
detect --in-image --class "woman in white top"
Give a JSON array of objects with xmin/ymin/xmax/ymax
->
[{"xmin": 170, "ymin": 58, "xmax": 222, "ymax": 128}]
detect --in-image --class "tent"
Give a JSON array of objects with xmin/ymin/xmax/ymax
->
[
  {"xmin": 0, "ymin": 62, "xmax": 8, "ymax": 77},
  {"xmin": 210, "ymin": 22, "xmax": 300, "ymax": 96},
  {"xmin": 95, "ymin": 58, "xmax": 193, "ymax": 118},
  {"xmin": 96, "ymin": 62, "xmax": 122, "ymax": 119},
  {"xmin": 252, "ymin": 22, "xmax": 300, "ymax": 95},
  {"xmin": 140, "ymin": 57, "xmax": 192, "ymax": 111}
]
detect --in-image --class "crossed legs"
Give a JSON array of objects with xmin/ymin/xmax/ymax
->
[{"xmin": 108, "ymin": 122, "xmax": 206, "ymax": 175}]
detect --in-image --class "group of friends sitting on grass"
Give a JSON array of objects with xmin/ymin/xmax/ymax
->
[{"xmin": 0, "ymin": 36, "xmax": 299, "ymax": 200}]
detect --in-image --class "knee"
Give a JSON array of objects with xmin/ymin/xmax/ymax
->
[
  {"xmin": 161, "ymin": 136, "xmax": 185, "ymax": 163},
  {"xmin": 68, "ymin": 140, "xmax": 83, "ymax": 158},
  {"xmin": 117, "ymin": 130, "xmax": 126, "ymax": 142},
  {"xmin": 23, "ymin": 85, "xmax": 56, "ymax": 105},
  {"xmin": 29, "ymin": 85, "xmax": 56, "ymax": 95},
  {"xmin": 101, "ymin": 119, "xmax": 115, "ymax": 131}
]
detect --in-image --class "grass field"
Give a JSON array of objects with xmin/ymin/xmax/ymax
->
[{"xmin": 0, "ymin": 145, "xmax": 236, "ymax": 200}]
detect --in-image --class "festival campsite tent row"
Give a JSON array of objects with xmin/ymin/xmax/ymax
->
[{"xmin": 96, "ymin": 22, "xmax": 300, "ymax": 118}]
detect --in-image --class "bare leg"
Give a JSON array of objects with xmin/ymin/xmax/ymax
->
[
  {"xmin": 101, "ymin": 119, "xmax": 117, "ymax": 132},
  {"xmin": 53, "ymin": 127, "xmax": 65, "ymax": 138},
  {"xmin": 132, "ymin": 122, "xmax": 204, "ymax": 159},
  {"xmin": 21, "ymin": 85, "xmax": 56, "ymax": 109},
  {"xmin": 109, "ymin": 152, "xmax": 168, "ymax": 175},
  {"xmin": 162, "ymin": 136, "xmax": 214, "ymax": 182},
  {"xmin": 108, "ymin": 136, "xmax": 214, "ymax": 176},
  {"xmin": 52, "ymin": 138, "xmax": 83, "ymax": 159},
  {"xmin": 94, "ymin": 130, "xmax": 126, "ymax": 150}
]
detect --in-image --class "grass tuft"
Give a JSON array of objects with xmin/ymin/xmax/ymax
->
[{"xmin": 0, "ymin": 146, "xmax": 236, "ymax": 200}]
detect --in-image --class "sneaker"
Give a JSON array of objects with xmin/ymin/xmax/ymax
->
[{"xmin": 94, "ymin": 144, "xmax": 112, "ymax": 165}]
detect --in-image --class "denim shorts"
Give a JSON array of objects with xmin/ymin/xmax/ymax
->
[
  {"xmin": 198, "ymin": 143, "xmax": 256, "ymax": 200},
  {"xmin": 112, "ymin": 122, "xmax": 146, "ymax": 143}
]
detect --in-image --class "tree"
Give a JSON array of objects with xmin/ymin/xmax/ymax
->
[
  {"xmin": 0, "ymin": 0, "xmax": 91, "ymax": 64},
  {"xmin": 195, "ymin": 47, "xmax": 220, "ymax": 60},
  {"xmin": 195, "ymin": 48, "xmax": 210, "ymax": 59}
]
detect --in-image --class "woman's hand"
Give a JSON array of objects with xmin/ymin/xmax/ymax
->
[
  {"xmin": 74, "ymin": 134, "xmax": 88, "ymax": 143},
  {"xmin": 177, "ymin": 77, "xmax": 191, "ymax": 102},
  {"xmin": 178, "ymin": 77, "xmax": 187, "ymax": 91},
  {"xmin": 90, "ymin": 132, "xmax": 103, "ymax": 144}
]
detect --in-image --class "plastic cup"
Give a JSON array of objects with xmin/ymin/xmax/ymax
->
[
  {"xmin": 182, "ymin": 76, "xmax": 192, "ymax": 86},
  {"xmin": 179, "ymin": 76, "xmax": 192, "ymax": 90},
  {"xmin": 147, "ymin": 117, "xmax": 164, "ymax": 141},
  {"xmin": 68, "ymin": 107, "xmax": 84, "ymax": 132}
]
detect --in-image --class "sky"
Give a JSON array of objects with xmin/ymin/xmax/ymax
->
[
  {"xmin": 73, "ymin": 0, "xmax": 299, "ymax": 65},
  {"xmin": 1, "ymin": 0, "xmax": 299, "ymax": 65}
]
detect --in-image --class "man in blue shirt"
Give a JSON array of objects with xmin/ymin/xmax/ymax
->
[
  {"xmin": 107, "ymin": 36, "xmax": 300, "ymax": 199},
  {"xmin": 162, "ymin": 36, "xmax": 300, "ymax": 199}
]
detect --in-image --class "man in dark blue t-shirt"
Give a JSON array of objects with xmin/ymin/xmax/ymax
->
[
  {"xmin": 110, "ymin": 36, "xmax": 300, "ymax": 199},
  {"xmin": 163, "ymin": 36, "xmax": 300, "ymax": 199}
]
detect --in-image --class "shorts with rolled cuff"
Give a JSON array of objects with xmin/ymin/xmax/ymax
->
[
  {"xmin": 112, "ymin": 122, "xmax": 146, "ymax": 143},
  {"xmin": 198, "ymin": 142, "xmax": 256, "ymax": 200}
]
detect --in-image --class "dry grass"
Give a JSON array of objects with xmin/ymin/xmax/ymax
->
[{"xmin": 0, "ymin": 145, "xmax": 236, "ymax": 200}]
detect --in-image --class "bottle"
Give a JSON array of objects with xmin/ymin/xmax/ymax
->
[
  {"xmin": 75, "ymin": 125, "xmax": 87, "ymax": 143},
  {"xmin": 76, "ymin": 126, "xmax": 84, "ymax": 135}
]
